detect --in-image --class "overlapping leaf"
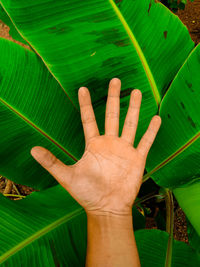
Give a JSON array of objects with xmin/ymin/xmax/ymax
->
[
  {"xmin": 0, "ymin": 184, "xmax": 145, "ymax": 266},
  {"xmin": 0, "ymin": 1, "xmax": 199, "ymax": 265},
  {"xmin": 0, "ymin": 185, "xmax": 87, "ymax": 266},
  {"xmin": 0, "ymin": 0, "xmax": 194, "ymax": 146},
  {"xmin": 0, "ymin": 38, "xmax": 85, "ymax": 189},
  {"xmin": 145, "ymin": 44, "xmax": 200, "ymax": 188}
]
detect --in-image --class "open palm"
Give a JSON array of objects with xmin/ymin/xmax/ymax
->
[{"xmin": 31, "ymin": 78, "xmax": 161, "ymax": 216}]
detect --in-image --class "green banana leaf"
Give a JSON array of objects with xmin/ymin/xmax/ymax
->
[
  {"xmin": 0, "ymin": 0, "xmax": 196, "ymax": 190},
  {"xmin": 173, "ymin": 183, "xmax": 200, "ymax": 262},
  {"xmin": 0, "ymin": 0, "xmax": 194, "ymax": 147},
  {"xmin": 135, "ymin": 229, "xmax": 200, "ymax": 267},
  {"xmin": 173, "ymin": 180, "xmax": 200, "ymax": 237},
  {"xmin": 0, "ymin": 1, "xmax": 199, "ymax": 266},
  {"xmin": 0, "ymin": 185, "xmax": 145, "ymax": 266},
  {"xmin": 186, "ymin": 218, "xmax": 200, "ymax": 254},
  {"xmin": 0, "ymin": 5, "xmax": 28, "ymax": 45},
  {"xmin": 0, "ymin": 37, "xmax": 85, "ymax": 189},
  {"xmin": 0, "ymin": 185, "xmax": 87, "ymax": 266},
  {"xmin": 144, "ymin": 44, "xmax": 200, "ymax": 188}
]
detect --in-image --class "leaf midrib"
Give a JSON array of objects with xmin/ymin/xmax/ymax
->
[
  {"xmin": 109, "ymin": 0, "xmax": 161, "ymax": 105},
  {"xmin": 0, "ymin": 97, "xmax": 78, "ymax": 162},
  {"xmin": 0, "ymin": 207, "xmax": 84, "ymax": 263}
]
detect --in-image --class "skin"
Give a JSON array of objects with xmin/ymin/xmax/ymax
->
[{"xmin": 31, "ymin": 78, "xmax": 161, "ymax": 267}]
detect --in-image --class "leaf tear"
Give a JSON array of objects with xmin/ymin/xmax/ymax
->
[
  {"xmin": 164, "ymin": 31, "xmax": 168, "ymax": 39},
  {"xmin": 180, "ymin": 102, "xmax": 185, "ymax": 109},
  {"xmin": 187, "ymin": 116, "xmax": 196, "ymax": 128},
  {"xmin": 148, "ymin": 2, "xmax": 152, "ymax": 14},
  {"xmin": 185, "ymin": 80, "xmax": 193, "ymax": 89}
]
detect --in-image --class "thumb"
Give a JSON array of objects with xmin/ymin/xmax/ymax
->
[{"xmin": 30, "ymin": 146, "xmax": 73, "ymax": 188}]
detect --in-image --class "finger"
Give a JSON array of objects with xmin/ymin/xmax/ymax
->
[
  {"xmin": 30, "ymin": 146, "xmax": 73, "ymax": 188},
  {"xmin": 78, "ymin": 87, "xmax": 99, "ymax": 144},
  {"xmin": 121, "ymin": 89, "xmax": 142, "ymax": 145},
  {"xmin": 105, "ymin": 78, "xmax": 121, "ymax": 136},
  {"xmin": 137, "ymin": 115, "xmax": 162, "ymax": 157}
]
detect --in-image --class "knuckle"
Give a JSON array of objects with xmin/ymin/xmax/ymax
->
[
  {"xmin": 124, "ymin": 120, "xmax": 137, "ymax": 128},
  {"xmin": 138, "ymin": 148, "xmax": 148, "ymax": 158},
  {"xmin": 82, "ymin": 116, "xmax": 96, "ymax": 124},
  {"xmin": 45, "ymin": 151, "xmax": 57, "ymax": 168},
  {"xmin": 147, "ymin": 127, "xmax": 156, "ymax": 134},
  {"xmin": 142, "ymin": 136, "xmax": 152, "ymax": 145},
  {"xmin": 129, "ymin": 104, "xmax": 139, "ymax": 110},
  {"xmin": 80, "ymin": 103, "xmax": 91, "ymax": 108},
  {"xmin": 80, "ymin": 104, "xmax": 92, "ymax": 114},
  {"xmin": 106, "ymin": 111, "xmax": 119, "ymax": 119},
  {"xmin": 108, "ymin": 94, "xmax": 119, "ymax": 98}
]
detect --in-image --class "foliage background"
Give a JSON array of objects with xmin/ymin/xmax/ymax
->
[
  {"xmin": 0, "ymin": 0, "xmax": 199, "ymax": 242},
  {"xmin": 0, "ymin": 0, "xmax": 200, "ymax": 265}
]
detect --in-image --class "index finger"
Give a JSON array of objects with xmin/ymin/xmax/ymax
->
[
  {"xmin": 137, "ymin": 115, "xmax": 161, "ymax": 157},
  {"xmin": 78, "ymin": 87, "xmax": 99, "ymax": 144}
]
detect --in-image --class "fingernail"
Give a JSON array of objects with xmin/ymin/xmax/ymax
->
[
  {"xmin": 132, "ymin": 89, "xmax": 142, "ymax": 98},
  {"xmin": 110, "ymin": 78, "xmax": 121, "ymax": 85},
  {"xmin": 134, "ymin": 89, "xmax": 142, "ymax": 96},
  {"xmin": 30, "ymin": 146, "xmax": 43, "ymax": 158},
  {"xmin": 154, "ymin": 115, "xmax": 162, "ymax": 123},
  {"xmin": 79, "ymin": 87, "xmax": 87, "ymax": 96}
]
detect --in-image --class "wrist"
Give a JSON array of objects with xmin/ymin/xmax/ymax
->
[
  {"xmin": 86, "ymin": 208, "xmax": 140, "ymax": 267},
  {"xmin": 86, "ymin": 208, "xmax": 133, "ymax": 218},
  {"xmin": 86, "ymin": 209, "xmax": 133, "ymax": 230}
]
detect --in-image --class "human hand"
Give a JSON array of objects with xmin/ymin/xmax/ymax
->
[{"xmin": 31, "ymin": 78, "xmax": 161, "ymax": 216}]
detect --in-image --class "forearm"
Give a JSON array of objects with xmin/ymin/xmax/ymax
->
[{"xmin": 85, "ymin": 211, "xmax": 141, "ymax": 267}]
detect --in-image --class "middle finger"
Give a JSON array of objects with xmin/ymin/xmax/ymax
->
[{"xmin": 105, "ymin": 78, "xmax": 121, "ymax": 136}]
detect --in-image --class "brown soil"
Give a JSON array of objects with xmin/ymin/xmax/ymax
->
[
  {"xmin": 0, "ymin": 177, "xmax": 34, "ymax": 200},
  {"xmin": 173, "ymin": 207, "xmax": 188, "ymax": 243},
  {"xmin": 0, "ymin": 2, "xmax": 199, "ymax": 242},
  {"xmin": 177, "ymin": 0, "xmax": 200, "ymax": 45},
  {"xmin": 145, "ymin": 204, "xmax": 189, "ymax": 243}
]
